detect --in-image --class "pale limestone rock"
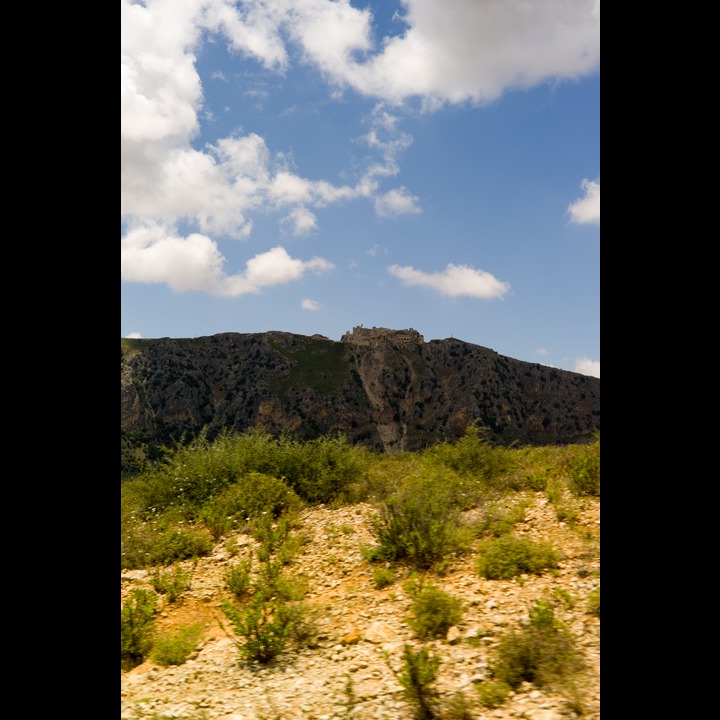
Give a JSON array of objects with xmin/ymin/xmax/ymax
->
[{"xmin": 364, "ymin": 621, "xmax": 395, "ymax": 644}]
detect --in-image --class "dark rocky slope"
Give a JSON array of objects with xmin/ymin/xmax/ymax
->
[{"xmin": 121, "ymin": 328, "xmax": 599, "ymax": 470}]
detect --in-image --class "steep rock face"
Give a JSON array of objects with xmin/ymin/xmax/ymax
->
[{"xmin": 121, "ymin": 330, "xmax": 599, "ymax": 465}]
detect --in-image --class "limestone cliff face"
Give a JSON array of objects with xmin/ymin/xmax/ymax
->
[{"xmin": 121, "ymin": 330, "xmax": 599, "ymax": 469}]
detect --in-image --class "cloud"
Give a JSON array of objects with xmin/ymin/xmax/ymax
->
[
  {"xmin": 121, "ymin": 2, "xmax": 369, "ymax": 250},
  {"xmin": 574, "ymin": 357, "xmax": 600, "ymax": 378},
  {"xmin": 388, "ymin": 262, "xmax": 511, "ymax": 299},
  {"xmin": 375, "ymin": 187, "xmax": 422, "ymax": 218},
  {"xmin": 301, "ymin": 298, "xmax": 320, "ymax": 311},
  {"xmin": 122, "ymin": 1, "xmax": 599, "ymax": 296},
  {"xmin": 535, "ymin": 347, "xmax": 549, "ymax": 356},
  {"xmin": 287, "ymin": 0, "xmax": 600, "ymax": 107},
  {"xmin": 367, "ymin": 244, "xmax": 387, "ymax": 257},
  {"xmin": 121, "ymin": 223, "xmax": 333, "ymax": 297},
  {"xmin": 568, "ymin": 178, "xmax": 600, "ymax": 225},
  {"xmin": 125, "ymin": 332, "xmax": 143, "ymax": 339},
  {"xmin": 282, "ymin": 207, "xmax": 318, "ymax": 235}
]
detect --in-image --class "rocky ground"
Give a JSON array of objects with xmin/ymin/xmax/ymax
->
[{"xmin": 121, "ymin": 493, "xmax": 600, "ymax": 720}]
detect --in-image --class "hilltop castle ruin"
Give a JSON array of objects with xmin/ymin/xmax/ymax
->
[{"xmin": 341, "ymin": 326, "xmax": 424, "ymax": 346}]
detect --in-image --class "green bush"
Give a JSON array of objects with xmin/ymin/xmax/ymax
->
[
  {"xmin": 222, "ymin": 597, "xmax": 293, "ymax": 664},
  {"xmin": 224, "ymin": 521, "xmax": 309, "ymax": 606},
  {"xmin": 372, "ymin": 567, "xmax": 396, "ymax": 589},
  {"xmin": 121, "ymin": 589, "xmax": 158, "ymax": 671},
  {"xmin": 553, "ymin": 501, "xmax": 580, "ymax": 525},
  {"xmin": 224, "ymin": 557, "xmax": 254, "ymax": 600},
  {"xmin": 476, "ymin": 679, "xmax": 512, "ymax": 708},
  {"xmin": 341, "ymin": 453, "xmax": 421, "ymax": 504},
  {"xmin": 121, "ymin": 515, "xmax": 214, "ymax": 569},
  {"xmin": 257, "ymin": 561, "xmax": 308, "ymax": 603},
  {"xmin": 369, "ymin": 467, "xmax": 474, "ymax": 570},
  {"xmin": 490, "ymin": 599, "xmax": 584, "ymax": 690},
  {"xmin": 476, "ymin": 535, "xmax": 559, "ymax": 580},
  {"xmin": 407, "ymin": 584, "xmax": 463, "ymax": 640},
  {"xmin": 587, "ymin": 587, "xmax": 600, "ymax": 617},
  {"xmin": 151, "ymin": 524, "xmax": 214, "ymax": 567},
  {"xmin": 477, "ymin": 499, "xmax": 530, "ymax": 538},
  {"xmin": 253, "ymin": 513, "xmax": 293, "ymax": 556},
  {"xmin": 120, "ymin": 428, "xmax": 317, "ymax": 526},
  {"xmin": 565, "ymin": 438, "xmax": 600, "ymax": 497},
  {"xmin": 269, "ymin": 434, "xmax": 372, "ymax": 504},
  {"xmin": 200, "ymin": 473, "xmax": 302, "ymax": 540},
  {"xmin": 150, "ymin": 563, "xmax": 192, "ymax": 603},
  {"xmin": 124, "ymin": 431, "xmax": 239, "ymax": 518},
  {"xmin": 395, "ymin": 644, "xmax": 441, "ymax": 720},
  {"xmin": 150, "ymin": 623, "xmax": 204, "ymax": 666},
  {"xmin": 440, "ymin": 691, "xmax": 475, "ymax": 720},
  {"xmin": 422, "ymin": 422, "xmax": 517, "ymax": 491},
  {"xmin": 284, "ymin": 601, "xmax": 323, "ymax": 648},
  {"xmin": 523, "ymin": 471, "xmax": 548, "ymax": 492}
]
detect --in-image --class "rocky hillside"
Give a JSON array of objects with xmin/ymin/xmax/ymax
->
[
  {"xmin": 122, "ymin": 328, "xmax": 599, "ymax": 471},
  {"xmin": 121, "ymin": 492, "xmax": 600, "ymax": 720}
]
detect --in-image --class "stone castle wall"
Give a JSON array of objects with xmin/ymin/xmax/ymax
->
[{"xmin": 341, "ymin": 326, "xmax": 424, "ymax": 345}]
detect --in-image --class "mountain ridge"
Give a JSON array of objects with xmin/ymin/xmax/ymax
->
[{"xmin": 121, "ymin": 328, "xmax": 599, "ymax": 473}]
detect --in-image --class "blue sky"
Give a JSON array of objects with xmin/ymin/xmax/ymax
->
[{"xmin": 121, "ymin": 0, "xmax": 600, "ymax": 377}]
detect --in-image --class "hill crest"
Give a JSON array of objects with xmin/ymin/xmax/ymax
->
[{"xmin": 121, "ymin": 330, "xmax": 599, "ymax": 472}]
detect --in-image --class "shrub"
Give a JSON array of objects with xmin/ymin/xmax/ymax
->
[
  {"xmin": 395, "ymin": 644, "xmax": 442, "ymax": 720},
  {"xmin": 251, "ymin": 513, "xmax": 295, "ymax": 557},
  {"xmin": 423, "ymin": 422, "xmax": 517, "ymax": 491},
  {"xmin": 587, "ymin": 587, "xmax": 600, "ymax": 617},
  {"xmin": 285, "ymin": 601, "xmax": 323, "ymax": 648},
  {"xmin": 250, "ymin": 553, "xmax": 308, "ymax": 604},
  {"xmin": 407, "ymin": 584, "xmax": 464, "ymax": 640},
  {"xmin": 224, "ymin": 557, "xmax": 254, "ymax": 600},
  {"xmin": 476, "ymin": 679, "xmax": 512, "ymax": 709},
  {"xmin": 490, "ymin": 600, "xmax": 584, "ymax": 690},
  {"xmin": 565, "ymin": 438, "xmax": 600, "ymax": 497},
  {"xmin": 341, "ymin": 676, "xmax": 359, "ymax": 716},
  {"xmin": 523, "ymin": 471, "xmax": 548, "ymax": 492},
  {"xmin": 271, "ymin": 434, "xmax": 372, "ymax": 504},
  {"xmin": 121, "ymin": 589, "xmax": 158, "ymax": 671},
  {"xmin": 477, "ymin": 499, "xmax": 530, "ymax": 538},
  {"xmin": 255, "ymin": 516, "xmax": 310, "ymax": 566},
  {"xmin": 125, "ymin": 431, "xmax": 237, "ymax": 517},
  {"xmin": 150, "ymin": 623, "xmax": 204, "ymax": 666},
  {"xmin": 121, "ymin": 505, "xmax": 215, "ymax": 570},
  {"xmin": 551, "ymin": 588, "xmax": 576, "ymax": 610},
  {"xmin": 476, "ymin": 535, "xmax": 559, "ymax": 580},
  {"xmin": 150, "ymin": 563, "xmax": 192, "ymax": 603},
  {"xmin": 553, "ymin": 502, "xmax": 580, "ymax": 525},
  {"xmin": 440, "ymin": 691, "xmax": 475, "ymax": 719},
  {"xmin": 369, "ymin": 467, "xmax": 474, "ymax": 570},
  {"xmin": 222, "ymin": 597, "xmax": 293, "ymax": 664},
  {"xmin": 200, "ymin": 473, "xmax": 302, "ymax": 540},
  {"xmin": 342, "ymin": 453, "xmax": 422, "ymax": 504},
  {"xmin": 150, "ymin": 523, "xmax": 214, "ymax": 566},
  {"xmin": 265, "ymin": 569, "xmax": 309, "ymax": 603},
  {"xmin": 372, "ymin": 567, "xmax": 396, "ymax": 589}
]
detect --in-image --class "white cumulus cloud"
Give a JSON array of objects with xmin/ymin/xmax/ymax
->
[
  {"xmin": 121, "ymin": 223, "xmax": 333, "ymax": 297},
  {"xmin": 301, "ymin": 298, "xmax": 320, "ymax": 311},
  {"xmin": 283, "ymin": 207, "xmax": 318, "ymax": 235},
  {"xmin": 388, "ymin": 262, "xmax": 511, "ymax": 299},
  {"xmin": 293, "ymin": 0, "xmax": 600, "ymax": 107},
  {"xmin": 375, "ymin": 187, "xmax": 422, "ymax": 218},
  {"xmin": 574, "ymin": 357, "xmax": 600, "ymax": 378},
  {"xmin": 568, "ymin": 178, "xmax": 600, "ymax": 225},
  {"xmin": 122, "ymin": 0, "xmax": 599, "ymax": 297}
]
